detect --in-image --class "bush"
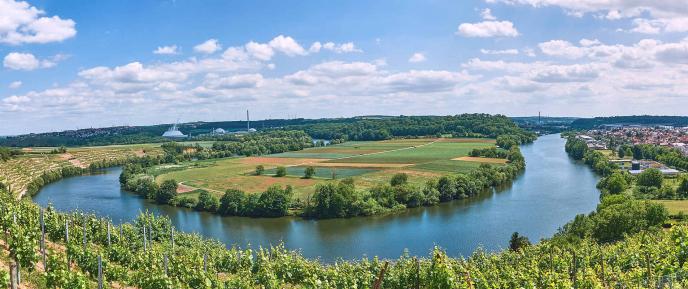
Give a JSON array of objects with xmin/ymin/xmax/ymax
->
[
  {"xmin": 219, "ymin": 189, "xmax": 247, "ymax": 216},
  {"xmin": 157, "ymin": 179, "xmax": 177, "ymax": 204},
  {"xmin": 637, "ymin": 168, "xmax": 663, "ymax": 188},
  {"xmin": 304, "ymin": 166, "xmax": 315, "ymax": 179},
  {"xmin": 196, "ymin": 190, "xmax": 220, "ymax": 212},
  {"xmin": 255, "ymin": 165, "xmax": 265, "ymax": 176},
  {"xmin": 390, "ymin": 173, "xmax": 408, "ymax": 186},
  {"xmin": 171, "ymin": 196, "xmax": 197, "ymax": 208},
  {"xmin": 275, "ymin": 166, "xmax": 287, "ymax": 177}
]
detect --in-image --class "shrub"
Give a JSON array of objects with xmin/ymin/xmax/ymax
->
[
  {"xmin": 275, "ymin": 166, "xmax": 287, "ymax": 177},
  {"xmin": 255, "ymin": 165, "xmax": 265, "ymax": 176},
  {"xmin": 304, "ymin": 166, "xmax": 315, "ymax": 179},
  {"xmin": 390, "ymin": 173, "xmax": 408, "ymax": 186}
]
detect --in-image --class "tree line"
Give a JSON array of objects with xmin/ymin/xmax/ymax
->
[
  {"xmin": 285, "ymin": 114, "xmax": 537, "ymax": 142},
  {"xmin": 302, "ymin": 146, "xmax": 524, "ymax": 219}
]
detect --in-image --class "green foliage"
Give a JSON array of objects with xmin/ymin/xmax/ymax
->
[
  {"xmin": 0, "ymin": 146, "xmax": 22, "ymax": 161},
  {"xmin": 597, "ymin": 172, "xmax": 630, "ymax": 194},
  {"xmin": 390, "ymin": 173, "xmax": 408, "ymax": 186},
  {"xmin": 509, "ymin": 232, "xmax": 531, "ymax": 251},
  {"xmin": 157, "ymin": 179, "xmax": 178, "ymax": 204},
  {"xmin": 255, "ymin": 165, "xmax": 264, "ymax": 175},
  {"xmin": 196, "ymin": 190, "xmax": 220, "ymax": 212},
  {"xmin": 219, "ymin": 189, "xmax": 247, "ymax": 216},
  {"xmin": 303, "ymin": 166, "xmax": 315, "ymax": 179},
  {"xmin": 637, "ymin": 168, "xmax": 664, "ymax": 188},
  {"xmin": 559, "ymin": 195, "xmax": 668, "ymax": 243},
  {"xmin": 274, "ymin": 166, "xmax": 287, "ymax": 177},
  {"xmin": 564, "ymin": 138, "xmax": 588, "ymax": 160}
]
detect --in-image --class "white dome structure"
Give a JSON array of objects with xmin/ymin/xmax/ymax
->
[{"xmin": 162, "ymin": 123, "xmax": 187, "ymax": 138}]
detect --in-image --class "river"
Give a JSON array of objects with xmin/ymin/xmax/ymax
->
[{"xmin": 32, "ymin": 134, "xmax": 600, "ymax": 262}]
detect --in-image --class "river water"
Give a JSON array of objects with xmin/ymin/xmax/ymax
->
[{"xmin": 32, "ymin": 134, "xmax": 599, "ymax": 261}]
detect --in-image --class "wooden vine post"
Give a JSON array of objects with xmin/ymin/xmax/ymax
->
[
  {"xmin": 97, "ymin": 255, "xmax": 103, "ymax": 289},
  {"xmin": 372, "ymin": 261, "xmax": 389, "ymax": 289},
  {"xmin": 414, "ymin": 257, "xmax": 420, "ymax": 289},
  {"xmin": 40, "ymin": 208, "xmax": 46, "ymax": 270}
]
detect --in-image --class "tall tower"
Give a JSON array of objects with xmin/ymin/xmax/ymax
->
[{"xmin": 246, "ymin": 110, "xmax": 250, "ymax": 131}]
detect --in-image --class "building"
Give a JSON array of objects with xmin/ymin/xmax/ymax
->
[{"xmin": 162, "ymin": 123, "xmax": 187, "ymax": 138}]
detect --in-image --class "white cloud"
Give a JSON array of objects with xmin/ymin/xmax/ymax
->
[
  {"xmin": 408, "ymin": 52, "xmax": 426, "ymax": 63},
  {"xmin": 480, "ymin": 49, "xmax": 519, "ymax": 55},
  {"xmin": 488, "ymin": 0, "xmax": 688, "ymax": 34},
  {"xmin": 0, "ymin": 0, "xmax": 76, "ymax": 45},
  {"xmin": 153, "ymin": 45, "xmax": 179, "ymax": 55},
  {"xmin": 320, "ymin": 42, "xmax": 362, "ymax": 53},
  {"xmin": 456, "ymin": 21, "xmax": 519, "ymax": 37},
  {"xmin": 8, "ymin": 81, "xmax": 21, "ymax": 89},
  {"xmin": 530, "ymin": 64, "xmax": 600, "ymax": 83},
  {"xmin": 480, "ymin": 8, "xmax": 497, "ymax": 20},
  {"xmin": 204, "ymin": 73, "xmax": 264, "ymax": 89},
  {"xmin": 631, "ymin": 18, "xmax": 662, "ymax": 34},
  {"xmin": 538, "ymin": 40, "xmax": 585, "ymax": 58},
  {"xmin": 3, "ymin": 52, "xmax": 58, "ymax": 70},
  {"xmin": 193, "ymin": 39, "xmax": 221, "ymax": 54},
  {"xmin": 245, "ymin": 41, "xmax": 274, "ymax": 61},
  {"xmin": 268, "ymin": 35, "xmax": 306, "ymax": 56},
  {"xmin": 309, "ymin": 42, "xmax": 322, "ymax": 53}
]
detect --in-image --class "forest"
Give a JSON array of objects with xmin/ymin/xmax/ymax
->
[{"xmin": 0, "ymin": 114, "xmax": 536, "ymax": 147}]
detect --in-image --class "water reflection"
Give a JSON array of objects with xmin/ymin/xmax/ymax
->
[{"xmin": 33, "ymin": 134, "xmax": 600, "ymax": 262}]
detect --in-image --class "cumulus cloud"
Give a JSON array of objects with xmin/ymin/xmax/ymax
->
[
  {"xmin": 8, "ymin": 81, "xmax": 22, "ymax": 89},
  {"xmin": 245, "ymin": 41, "xmax": 274, "ymax": 61},
  {"xmin": 153, "ymin": 45, "xmax": 179, "ymax": 55},
  {"xmin": 408, "ymin": 52, "xmax": 426, "ymax": 63},
  {"xmin": 268, "ymin": 35, "xmax": 306, "ymax": 56},
  {"xmin": 3, "ymin": 52, "xmax": 61, "ymax": 70},
  {"xmin": 456, "ymin": 21, "xmax": 519, "ymax": 37},
  {"xmin": 0, "ymin": 0, "xmax": 76, "ymax": 45},
  {"xmin": 194, "ymin": 39, "xmax": 221, "ymax": 54},
  {"xmin": 487, "ymin": 0, "xmax": 688, "ymax": 34}
]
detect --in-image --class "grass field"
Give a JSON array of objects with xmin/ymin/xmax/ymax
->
[
  {"xmin": 153, "ymin": 138, "xmax": 504, "ymax": 200},
  {"xmin": 654, "ymin": 200, "xmax": 688, "ymax": 215}
]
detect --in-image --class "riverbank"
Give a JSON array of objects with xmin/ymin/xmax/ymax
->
[{"xmin": 32, "ymin": 134, "xmax": 601, "ymax": 261}]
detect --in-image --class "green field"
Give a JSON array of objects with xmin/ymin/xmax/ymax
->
[
  {"xmin": 153, "ymin": 138, "xmax": 504, "ymax": 200},
  {"xmin": 654, "ymin": 200, "xmax": 688, "ymax": 215},
  {"xmin": 264, "ymin": 166, "xmax": 378, "ymax": 179}
]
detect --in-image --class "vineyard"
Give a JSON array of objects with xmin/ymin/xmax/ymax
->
[
  {"xmin": 0, "ymin": 145, "xmax": 162, "ymax": 197},
  {"xmin": 1, "ymin": 188, "xmax": 687, "ymax": 288}
]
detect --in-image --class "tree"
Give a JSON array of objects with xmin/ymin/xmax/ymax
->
[
  {"xmin": 390, "ymin": 173, "xmax": 408, "ymax": 186},
  {"xmin": 637, "ymin": 168, "xmax": 663, "ymax": 188},
  {"xmin": 617, "ymin": 146, "xmax": 626, "ymax": 158},
  {"xmin": 196, "ymin": 190, "xmax": 220, "ymax": 212},
  {"xmin": 257, "ymin": 186, "xmax": 292, "ymax": 217},
  {"xmin": 255, "ymin": 165, "xmax": 265, "ymax": 176},
  {"xmin": 304, "ymin": 166, "xmax": 315, "ymax": 179},
  {"xmin": 509, "ymin": 232, "xmax": 530, "ymax": 251},
  {"xmin": 600, "ymin": 172, "xmax": 628, "ymax": 194},
  {"xmin": 157, "ymin": 179, "xmax": 177, "ymax": 204},
  {"xmin": 219, "ymin": 189, "xmax": 247, "ymax": 216},
  {"xmin": 275, "ymin": 166, "xmax": 287, "ymax": 177},
  {"xmin": 678, "ymin": 175, "xmax": 688, "ymax": 197}
]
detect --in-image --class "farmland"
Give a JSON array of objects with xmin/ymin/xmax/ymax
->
[
  {"xmin": 0, "ymin": 144, "xmax": 162, "ymax": 197},
  {"xmin": 154, "ymin": 138, "xmax": 502, "ymax": 200}
]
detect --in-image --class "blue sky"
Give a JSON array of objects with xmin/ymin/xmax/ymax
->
[{"xmin": 2, "ymin": 0, "xmax": 688, "ymax": 134}]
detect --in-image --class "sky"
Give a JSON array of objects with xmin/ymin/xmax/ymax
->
[{"xmin": 1, "ymin": 0, "xmax": 688, "ymax": 135}]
